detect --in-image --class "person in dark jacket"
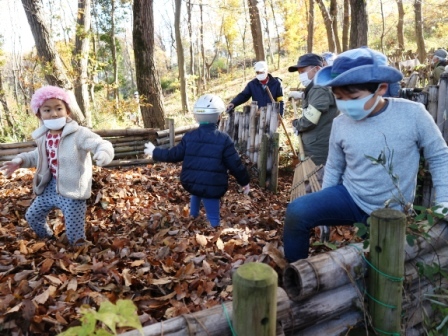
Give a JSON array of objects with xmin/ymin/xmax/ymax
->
[
  {"xmin": 430, "ymin": 48, "xmax": 447, "ymax": 85},
  {"xmin": 144, "ymin": 94, "xmax": 250, "ymax": 228},
  {"xmin": 227, "ymin": 61, "xmax": 284, "ymax": 116}
]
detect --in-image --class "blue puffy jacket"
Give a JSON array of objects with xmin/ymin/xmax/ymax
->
[
  {"xmin": 230, "ymin": 74, "xmax": 284, "ymax": 116},
  {"xmin": 152, "ymin": 123, "xmax": 250, "ymax": 199}
]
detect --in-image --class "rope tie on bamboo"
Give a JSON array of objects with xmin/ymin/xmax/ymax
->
[
  {"xmin": 350, "ymin": 244, "xmax": 403, "ymax": 336},
  {"xmin": 222, "ymin": 302, "xmax": 237, "ymax": 336}
]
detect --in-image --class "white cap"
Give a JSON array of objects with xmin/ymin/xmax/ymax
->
[{"xmin": 254, "ymin": 61, "xmax": 268, "ymax": 72}]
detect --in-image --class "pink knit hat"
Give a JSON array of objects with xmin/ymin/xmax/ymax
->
[{"xmin": 30, "ymin": 86, "xmax": 71, "ymax": 114}]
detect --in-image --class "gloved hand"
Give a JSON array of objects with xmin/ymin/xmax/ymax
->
[
  {"xmin": 0, "ymin": 158, "xmax": 23, "ymax": 178},
  {"xmin": 289, "ymin": 91, "xmax": 304, "ymax": 100},
  {"xmin": 144, "ymin": 142, "xmax": 155, "ymax": 157},
  {"xmin": 93, "ymin": 152, "xmax": 109, "ymax": 166},
  {"xmin": 226, "ymin": 103, "xmax": 235, "ymax": 113},
  {"xmin": 242, "ymin": 184, "xmax": 250, "ymax": 195},
  {"xmin": 434, "ymin": 202, "xmax": 448, "ymax": 219}
]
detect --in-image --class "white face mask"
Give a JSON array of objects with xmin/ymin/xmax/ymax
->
[
  {"xmin": 298, "ymin": 67, "xmax": 315, "ymax": 87},
  {"xmin": 256, "ymin": 73, "xmax": 268, "ymax": 81},
  {"xmin": 43, "ymin": 117, "xmax": 67, "ymax": 130}
]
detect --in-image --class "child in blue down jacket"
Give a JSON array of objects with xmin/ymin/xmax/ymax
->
[{"xmin": 144, "ymin": 94, "xmax": 250, "ymax": 227}]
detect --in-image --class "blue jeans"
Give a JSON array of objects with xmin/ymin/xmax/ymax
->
[
  {"xmin": 190, "ymin": 195, "xmax": 220, "ymax": 227},
  {"xmin": 283, "ymin": 184, "xmax": 369, "ymax": 262}
]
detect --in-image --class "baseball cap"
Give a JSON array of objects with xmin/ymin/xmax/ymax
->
[{"xmin": 288, "ymin": 53, "xmax": 324, "ymax": 72}]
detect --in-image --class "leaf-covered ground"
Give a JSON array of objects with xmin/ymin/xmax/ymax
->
[{"xmin": 0, "ymin": 159, "xmax": 357, "ymax": 335}]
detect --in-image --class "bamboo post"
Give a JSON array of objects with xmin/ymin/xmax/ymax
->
[
  {"xmin": 232, "ymin": 262, "xmax": 278, "ymax": 336},
  {"xmin": 269, "ymin": 133, "xmax": 279, "ymax": 193},
  {"xmin": 248, "ymin": 103, "xmax": 257, "ymax": 161},
  {"xmin": 258, "ymin": 134, "xmax": 269, "ymax": 188},
  {"xmin": 426, "ymin": 86, "xmax": 438, "ymax": 121},
  {"xmin": 167, "ymin": 119, "xmax": 175, "ymax": 148},
  {"xmin": 437, "ymin": 73, "xmax": 448, "ymax": 142},
  {"xmin": 368, "ymin": 208, "xmax": 406, "ymax": 335}
]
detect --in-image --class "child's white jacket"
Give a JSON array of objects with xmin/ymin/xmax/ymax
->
[{"xmin": 16, "ymin": 120, "xmax": 114, "ymax": 200}]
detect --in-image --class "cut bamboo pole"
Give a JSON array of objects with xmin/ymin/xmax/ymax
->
[
  {"xmin": 259, "ymin": 134, "xmax": 269, "ymax": 188},
  {"xmin": 437, "ymin": 73, "xmax": 448, "ymax": 142},
  {"xmin": 94, "ymin": 129, "xmax": 157, "ymax": 137},
  {"xmin": 368, "ymin": 208, "xmax": 406, "ymax": 335},
  {"xmin": 270, "ymin": 133, "xmax": 279, "ymax": 193},
  {"xmin": 104, "ymin": 158, "xmax": 153, "ymax": 167},
  {"xmin": 0, "ymin": 140, "xmax": 35, "ymax": 149},
  {"xmin": 156, "ymin": 134, "xmax": 184, "ymax": 145},
  {"xmin": 248, "ymin": 103, "xmax": 258, "ymax": 161},
  {"xmin": 233, "ymin": 262, "xmax": 278, "ymax": 336},
  {"xmin": 106, "ymin": 136, "xmax": 149, "ymax": 144},
  {"xmin": 155, "ymin": 124, "xmax": 197, "ymax": 138},
  {"xmin": 0, "ymin": 147, "xmax": 36, "ymax": 156}
]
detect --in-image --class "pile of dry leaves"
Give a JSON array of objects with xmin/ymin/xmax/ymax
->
[{"xmin": 0, "ymin": 160, "xmax": 356, "ymax": 335}]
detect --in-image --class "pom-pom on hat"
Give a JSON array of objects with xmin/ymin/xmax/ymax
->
[
  {"xmin": 31, "ymin": 86, "xmax": 71, "ymax": 114},
  {"xmin": 315, "ymin": 47, "xmax": 403, "ymax": 87}
]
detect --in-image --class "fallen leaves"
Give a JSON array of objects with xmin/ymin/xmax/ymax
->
[{"xmin": 0, "ymin": 161, "xmax": 359, "ymax": 335}]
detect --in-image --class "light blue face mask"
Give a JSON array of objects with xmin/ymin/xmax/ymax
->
[{"xmin": 336, "ymin": 92, "xmax": 381, "ymax": 121}]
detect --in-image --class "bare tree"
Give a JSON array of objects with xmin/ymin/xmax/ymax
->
[
  {"xmin": 414, "ymin": 0, "xmax": 426, "ymax": 63},
  {"xmin": 73, "ymin": 0, "xmax": 92, "ymax": 127},
  {"xmin": 175, "ymin": 0, "xmax": 189, "ymax": 113},
  {"xmin": 342, "ymin": 0, "xmax": 350, "ymax": 51},
  {"xmin": 330, "ymin": 0, "xmax": 341, "ymax": 53},
  {"xmin": 21, "ymin": 0, "xmax": 85, "ymax": 123},
  {"xmin": 349, "ymin": 0, "xmax": 368, "ymax": 48},
  {"xmin": 396, "ymin": 0, "xmax": 405, "ymax": 51},
  {"xmin": 315, "ymin": 0, "xmax": 336, "ymax": 52},
  {"xmin": 306, "ymin": 0, "xmax": 314, "ymax": 53},
  {"xmin": 247, "ymin": 0, "xmax": 265, "ymax": 61},
  {"xmin": 133, "ymin": 0, "xmax": 165, "ymax": 129},
  {"xmin": 186, "ymin": 0, "xmax": 195, "ymax": 75}
]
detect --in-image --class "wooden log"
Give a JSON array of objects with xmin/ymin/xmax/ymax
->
[
  {"xmin": 119, "ymin": 287, "xmax": 290, "ymax": 336},
  {"xmin": 106, "ymin": 136, "xmax": 149, "ymax": 144},
  {"xmin": 94, "ymin": 128, "xmax": 158, "ymax": 137},
  {"xmin": 0, "ymin": 147, "xmax": 36, "ymax": 156},
  {"xmin": 269, "ymin": 133, "xmax": 279, "ymax": 193},
  {"xmin": 109, "ymin": 140, "xmax": 148, "ymax": 148},
  {"xmin": 168, "ymin": 118, "xmax": 175, "ymax": 148},
  {"xmin": 404, "ymin": 221, "xmax": 448, "ymax": 261},
  {"xmin": 113, "ymin": 151, "xmax": 143, "ymax": 158},
  {"xmin": 368, "ymin": 208, "xmax": 406, "ymax": 335},
  {"xmin": 156, "ymin": 134, "xmax": 184, "ymax": 145},
  {"xmin": 283, "ymin": 243, "xmax": 367, "ymax": 301},
  {"xmin": 437, "ymin": 73, "xmax": 448, "ymax": 142},
  {"xmin": 404, "ymin": 245, "xmax": 448, "ymax": 284},
  {"xmin": 427, "ymin": 85, "xmax": 439, "ymax": 121},
  {"xmin": 295, "ymin": 310, "xmax": 363, "ymax": 336},
  {"xmin": 0, "ymin": 140, "xmax": 35, "ymax": 149},
  {"xmin": 247, "ymin": 103, "xmax": 258, "ymax": 161},
  {"xmin": 113, "ymin": 145, "xmax": 145, "ymax": 153},
  {"xmin": 155, "ymin": 124, "xmax": 197, "ymax": 138},
  {"xmin": 233, "ymin": 262, "xmax": 278, "ymax": 336},
  {"xmin": 104, "ymin": 159, "xmax": 153, "ymax": 167}
]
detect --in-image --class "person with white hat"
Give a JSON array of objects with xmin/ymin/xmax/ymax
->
[
  {"xmin": 227, "ymin": 61, "xmax": 284, "ymax": 116},
  {"xmin": 144, "ymin": 94, "xmax": 250, "ymax": 228},
  {"xmin": 430, "ymin": 48, "xmax": 447, "ymax": 85},
  {"xmin": 283, "ymin": 47, "xmax": 448, "ymax": 262}
]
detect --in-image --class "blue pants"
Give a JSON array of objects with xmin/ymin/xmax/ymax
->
[
  {"xmin": 283, "ymin": 184, "xmax": 369, "ymax": 262},
  {"xmin": 25, "ymin": 178, "xmax": 87, "ymax": 245},
  {"xmin": 190, "ymin": 195, "xmax": 220, "ymax": 227}
]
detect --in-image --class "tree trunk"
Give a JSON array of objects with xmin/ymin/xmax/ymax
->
[
  {"xmin": 306, "ymin": 0, "xmax": 314, "ymax": 53},
  {"xmin": 111, "ymin": 0, "xmax": 119, "ymax": 108},
  {"xmin": 414, "ymin": 0, "xmax": 426, "ymax": 63},
  {"xmin": 315, "ymin": 0, "xmax": 336, "ymax": 52},
  {"xmin": 0, "ymin": 72, "xmax": 14, "ymax": 134},
  {"xmin": 73, "ymin": 0, "xmax": 92, "ymax": 127},
  {"xmin": 186, "ymin": 0, "xmax": 194, "ymax": 76},
  {"xmin": 175, "ymin": 0, "xmax": 189, "ymax": 113},
  {"xmin": 342, "ymin": 0, "xmax": 350, "ymax": 51},
  {"xmin": 247, "ymin": 0, "xmax": 265, "ymax": 61},
  {"xmin": 263, "ymin": 0, "xmax": 274, "ymax": 65},
  {"xmin": 199, "ymin": 1, "xmax": 206, "ymax": 92},
  {"xmin": 269, "ymin": 0, "xmax": 281, "ymax": 69},
  {"xmin": 133, "ymin": 0, "xmax": 165, "ymax": 129},
  {"xmin": 21, "ymin": 0, "xmax": 85, "ymax": 124},
  {"xmin": 396, "ymin": 0, "xmax": 405, "ymax": 51},
  {"xmin": 330, "ymin": 0, "xmax": 341, "ymax": 53},
  {"xmin": 349, "ymin": 0, "xmax": 368, "ymax": 49}
]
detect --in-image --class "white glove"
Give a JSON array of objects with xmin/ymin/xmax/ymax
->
[
  {"xmin": 289, "ymin": 91, "xmax": 304, "ymax": 100},
  {"xmin": 144, "ymin": 142, "xmax": 155, "ymax": 157},
  {"xmin": 0, "ymin": 158, "xmax": 23, "ymax": 178},
  {"xmin": 434, "ymin": 202, "xmax": 448, "ymax": 218},
  {"xmin": 242, "ymin": 184, "xmax": 250, "ymax": 195},
  {"xmin": 93, "ymin": 152, "xmax": 109, "ymax": 166}
]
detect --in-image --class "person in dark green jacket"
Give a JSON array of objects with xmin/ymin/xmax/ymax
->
[{"xmin": 430, "ymin": 48, "xmax": 447, "ymax": 85}]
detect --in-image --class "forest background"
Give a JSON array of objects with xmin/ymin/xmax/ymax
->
[{"xmin": 0, "ymin": 0, "xmax": 447, "ymax": 144}]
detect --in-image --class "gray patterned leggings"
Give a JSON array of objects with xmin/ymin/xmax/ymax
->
[{"xmin": 25, "ymin": 178, "xmax": 87, "ymax": 245}]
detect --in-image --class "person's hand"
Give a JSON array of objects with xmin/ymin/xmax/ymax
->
[
  {"xmin": 144, "ymin": 142, "xmax": 155, "ymax": 157},
  {"xmin": 0, "ymin": 158, "xmax": 23, "ymax": 178},
  {"xmin": 226, "ymin": 103, "xmax": 235, "ymax": 113},
  {"xmin": 242, "ymin": 184, "xmax": 250, "ymax": 195},
  {"xmin": 289, "ymin": 91, "xmax": 304, "ymax": 100},
  {"xmin": 93, "ymin": 152, "xmax": 109, "ymax": 166}
]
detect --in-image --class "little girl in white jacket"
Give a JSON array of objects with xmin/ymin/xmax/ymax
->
[{"xmin": 0, "ymin": 86, "xmax": 114, "ymax": 245}]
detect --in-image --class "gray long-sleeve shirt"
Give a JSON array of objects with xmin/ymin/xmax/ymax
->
[{"xmin": 323, "ymin": 98, "xmax": 448, "ymax": 214}]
